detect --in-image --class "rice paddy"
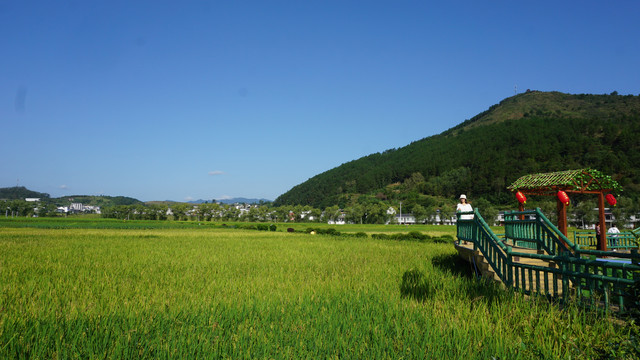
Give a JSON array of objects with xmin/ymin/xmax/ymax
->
[{"xmin": 1, "ymin": 219, "xmax": 637, "ymax": 359}]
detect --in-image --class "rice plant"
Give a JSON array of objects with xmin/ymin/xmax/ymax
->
[{"xmin": 0, "ymin": 225, "xmax": 637, "ymax": 359}]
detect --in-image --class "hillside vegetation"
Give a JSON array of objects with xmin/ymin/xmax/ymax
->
[
  {"xmin": 54, "ymin": 195, "xmax": 142, "ymax": 207},
  {"xmin": 0, "ymin": 186, "xmax": 50, "ymax": 200},
  {"xmin": 274, "ymin": 91, "xmax": 640, "ymax": 208},
  {"xmin": 0, "ymin": 186, "xmax": 142, "ymax": 208}
]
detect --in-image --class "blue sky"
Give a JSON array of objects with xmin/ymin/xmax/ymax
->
[{"xmin": 2, "ymin": 1, "xmax": 639, "ymax": 202}]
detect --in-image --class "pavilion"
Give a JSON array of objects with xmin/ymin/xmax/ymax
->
[{"xmin": 507, "ymin": 168, "xmax": 621, "ymax": 251}]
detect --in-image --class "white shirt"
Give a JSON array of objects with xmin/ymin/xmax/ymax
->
[{"xmin": 456, "ymin": 203, "xmax": 473, "ymax": 220}]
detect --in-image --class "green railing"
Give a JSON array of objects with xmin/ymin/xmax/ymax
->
[
  {"xmin": 506, "ymin": 248, "xmax": 639, "ymax": 309},
  {"xmin": 457, "ymin": 208, "xmax": 640, "ymax": 312},
  {"xmin": 573, "ymin": 229, "xmax": 640, "ymax": 251},
  {"xmin": 503, "ymin": 209, "xmax": 574, "ymax": 255},
  {"xmin": 457, "ymin": 210, "xmax": 510, "ymax": 283}
]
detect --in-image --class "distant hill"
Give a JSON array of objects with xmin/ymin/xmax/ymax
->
[
  {"xmin": 0, "ymin": 186, "xmax": 50, "ymax": 200},
  {"xmin": 1, "ymin": 187, "xmax": 269, "ymax": 207},
  {"xmin": 53, "ymin": 195, "xmax": 143, "ymax": 207},
  {"xmin": 0, "ymin": 187, "xmax": 143, "ymax": 207},
  {"xmin": 274, "ymin": 91, "xmax": 640, "ymax": 208},
  {"xmin": 217, "ymin": 197, "xmax": 271, "ymax": 205},
  {"xmin": 186, "ymin": 198, "xmax": 272, "ymax": 205}
]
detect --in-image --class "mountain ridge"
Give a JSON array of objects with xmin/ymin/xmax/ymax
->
[
  {"xmin": 185, "ymin": 198, "xmax": 272, "ymax": 205},
  {"xmin": 274, "ymin": 91, "xmax": 640, "ymax": 208}
]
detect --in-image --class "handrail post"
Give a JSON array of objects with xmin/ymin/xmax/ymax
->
[
  {"xmin": 473, "ymin": 220, "xmax": 478, "ymax": 251},
  {"xmin": 560, "ymin": 253, "xmax": 569, "ymax": 303},
  {"xmin": 472, "ymin": 209, "xmax": 479, "ymax": 251},
  {"xmin": 535, "ymin": 208, "xmax": 543, "ymax": 253},
  {"xmin": 456, "ymin": 212, "xmax": 460, "ymax": 242},
  {"xmin": 506, "ymin": 246, "xmax": 513, "ymax": 287}
]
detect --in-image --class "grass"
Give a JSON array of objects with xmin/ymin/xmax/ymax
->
[
  {"xmin": 0, "ymin": 217, "xmax": 450, "ymax": 231},
  {"xmin": 1, "ymin": 220, "xmax": 638, "ymax": 359}
]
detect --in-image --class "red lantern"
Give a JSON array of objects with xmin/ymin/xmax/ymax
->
[
  {"xmin": 557, "ymin": 191, "xmax": 570, "ymax": 205},
  {"xmin": 516, "ymin": 191, "xmax": 527, "ymax": 204},
  {"xmin": 605, "ymin": 193, "xmax": 617, "ymax": 207}
]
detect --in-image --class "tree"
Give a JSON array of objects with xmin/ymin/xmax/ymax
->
[
  {"xmin": 472, "ymin": 198, "xmax": 498, "ymax": 226},
  {"xmin": 36, "ymin": 203, "xmax": 58, "ymax": 217},
  {"xmin": 323, "ymin": 205, "xmax": 340, "ymax": 223},
  {"xmin": 131, "ymin": 204, "xmax": 147, "ymax": 220},
  {"xmin": 245, "ymin": 206, "xmax": 260, "ymax": 222},
  {"xmin": 309, "ymin": 207, "xmax": 322, "ymax": 222},
  {"xmin": 196, "ymin": 203, "xmax": 211, "ymax": 221},
  {"xmin": 152, "ymin": 204, "xmax": 169, "ymax": 220},
  {"xmin": 171, "ymin": 203, "xmax": 190, "ymax": 221},
  {"xmin": 537, "ymin": 200, "xmax": 558, "ymax": 224},
  {"xmin": 611, "ymin": 196, "xmax": 633, "ymax": 229},
  {"xmin": 272, "ymin": 206, "xmax": 290, "ymax": 223},
  {"xmin": 210, "ymin": 203, "xmax": 223, "ymax": 220},
  {"xmin": 412, "ymin": 204, "xmax": 427, "ymax": 224},
  {"xmin": 365, "ymin": 203, "xmax": 389, "ymax": 224},
  {"xmin": 345, "ymin": 204, "xmax": 365, "ymax": 224},
  {"xmin": 257, "ymin": 205, "xmax": 270, "ymax": 222},
  {"xmin": 439, "ymin": 202, "xmax": 455, "ymax": 225},
  {"xmin": 224, "ymin": 206, "xmax": 240, "ymax": 221},
  {"xmin": 572, "ymin": 199, "xmax": 597, "ymax": 228},
  {"xmin": 403, "ymin": 172, "xmax": 425, "ymax": 191}
]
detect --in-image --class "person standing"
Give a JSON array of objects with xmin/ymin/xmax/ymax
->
[
  {"xmin": 607, "ymin": 223, "xmax": 620, "ymax": 251},
  {"xmin": 456, "ymin": 194, "xmax": 473, "ymax": 220}
]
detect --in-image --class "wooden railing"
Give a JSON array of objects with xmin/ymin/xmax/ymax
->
[{"xmin": 457, "ymin": 209, "xmax": 640, "ymax": 312}]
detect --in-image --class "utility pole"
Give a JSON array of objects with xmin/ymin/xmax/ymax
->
[{"xmin": 399, "ymin": 201, "xmax": 402, "ymax": 225}]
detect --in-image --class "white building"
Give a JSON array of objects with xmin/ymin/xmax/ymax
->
[
  {"xmin": 326, "ymin": 211, "xmax": 346, "ymax": 225},
  {"xmin": 396, "ymin": 213, "xmax": 416, "ymax": 225},
  {"xmin": 70, "ymin": 203, "xmax": 84, "ymax": 212}
]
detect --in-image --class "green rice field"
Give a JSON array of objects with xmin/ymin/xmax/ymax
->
[{"xmin": 1, "ymin": 218, "xmax": 638, "ymax": 359}]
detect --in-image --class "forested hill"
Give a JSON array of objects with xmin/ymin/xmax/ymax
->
[
  {"xmin": 0, "ymin": 186, "xmax": 142, "ymax": 207},
  {"xmin": 0, "ymin": 186, "xmax": 50, "ymax": 200},
  {"xmin": 274, "ymin": 91, "xmax": 640, "ymax": 208}
]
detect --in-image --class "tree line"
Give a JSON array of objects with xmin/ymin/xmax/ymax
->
[
  {"xmin": 1, "ymin": 199, "xmax": 58, "ymax": 218},
  {"xmin": 99, "ymin": 195, "xmax": 640, "ymax": 229},
  {"xmin": 3, "ymin": 196, "xmax": 639, "ymax": 230}
]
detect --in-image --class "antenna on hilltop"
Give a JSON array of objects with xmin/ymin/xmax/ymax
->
[{"xmin": 514, "ymin": 84, "xmax": 517, "ymax": 95}]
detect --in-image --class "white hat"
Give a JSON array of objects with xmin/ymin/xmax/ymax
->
[{"xmin": 459, "ymin": 194, "xmax": 467, "ymax": 199}]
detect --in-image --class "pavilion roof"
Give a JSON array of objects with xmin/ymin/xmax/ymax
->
[{"xmin": 507, "ymin": 169, "xmax": 621, "ymax": 195}]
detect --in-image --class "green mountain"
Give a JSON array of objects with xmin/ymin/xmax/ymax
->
[
  {"xmin": 0, "ymin": 186, "xmax": 50, "ymax": 200},
  {"xmin": 274, "ymin": 91, "xmax": 640, "ymax": 208}
]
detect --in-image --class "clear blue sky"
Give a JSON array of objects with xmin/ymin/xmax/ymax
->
[{"xmin": 2, "ymin": 1, "xmax": 639, "ymax": 202}]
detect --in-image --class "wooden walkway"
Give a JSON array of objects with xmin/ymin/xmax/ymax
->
[
  {"xmin": 455, "ymin": 211, "xmax": 639, "ymax": 310},
  {"xmin": 454, "ymin": 241, "xmax": 566, "ymax": 295}
]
